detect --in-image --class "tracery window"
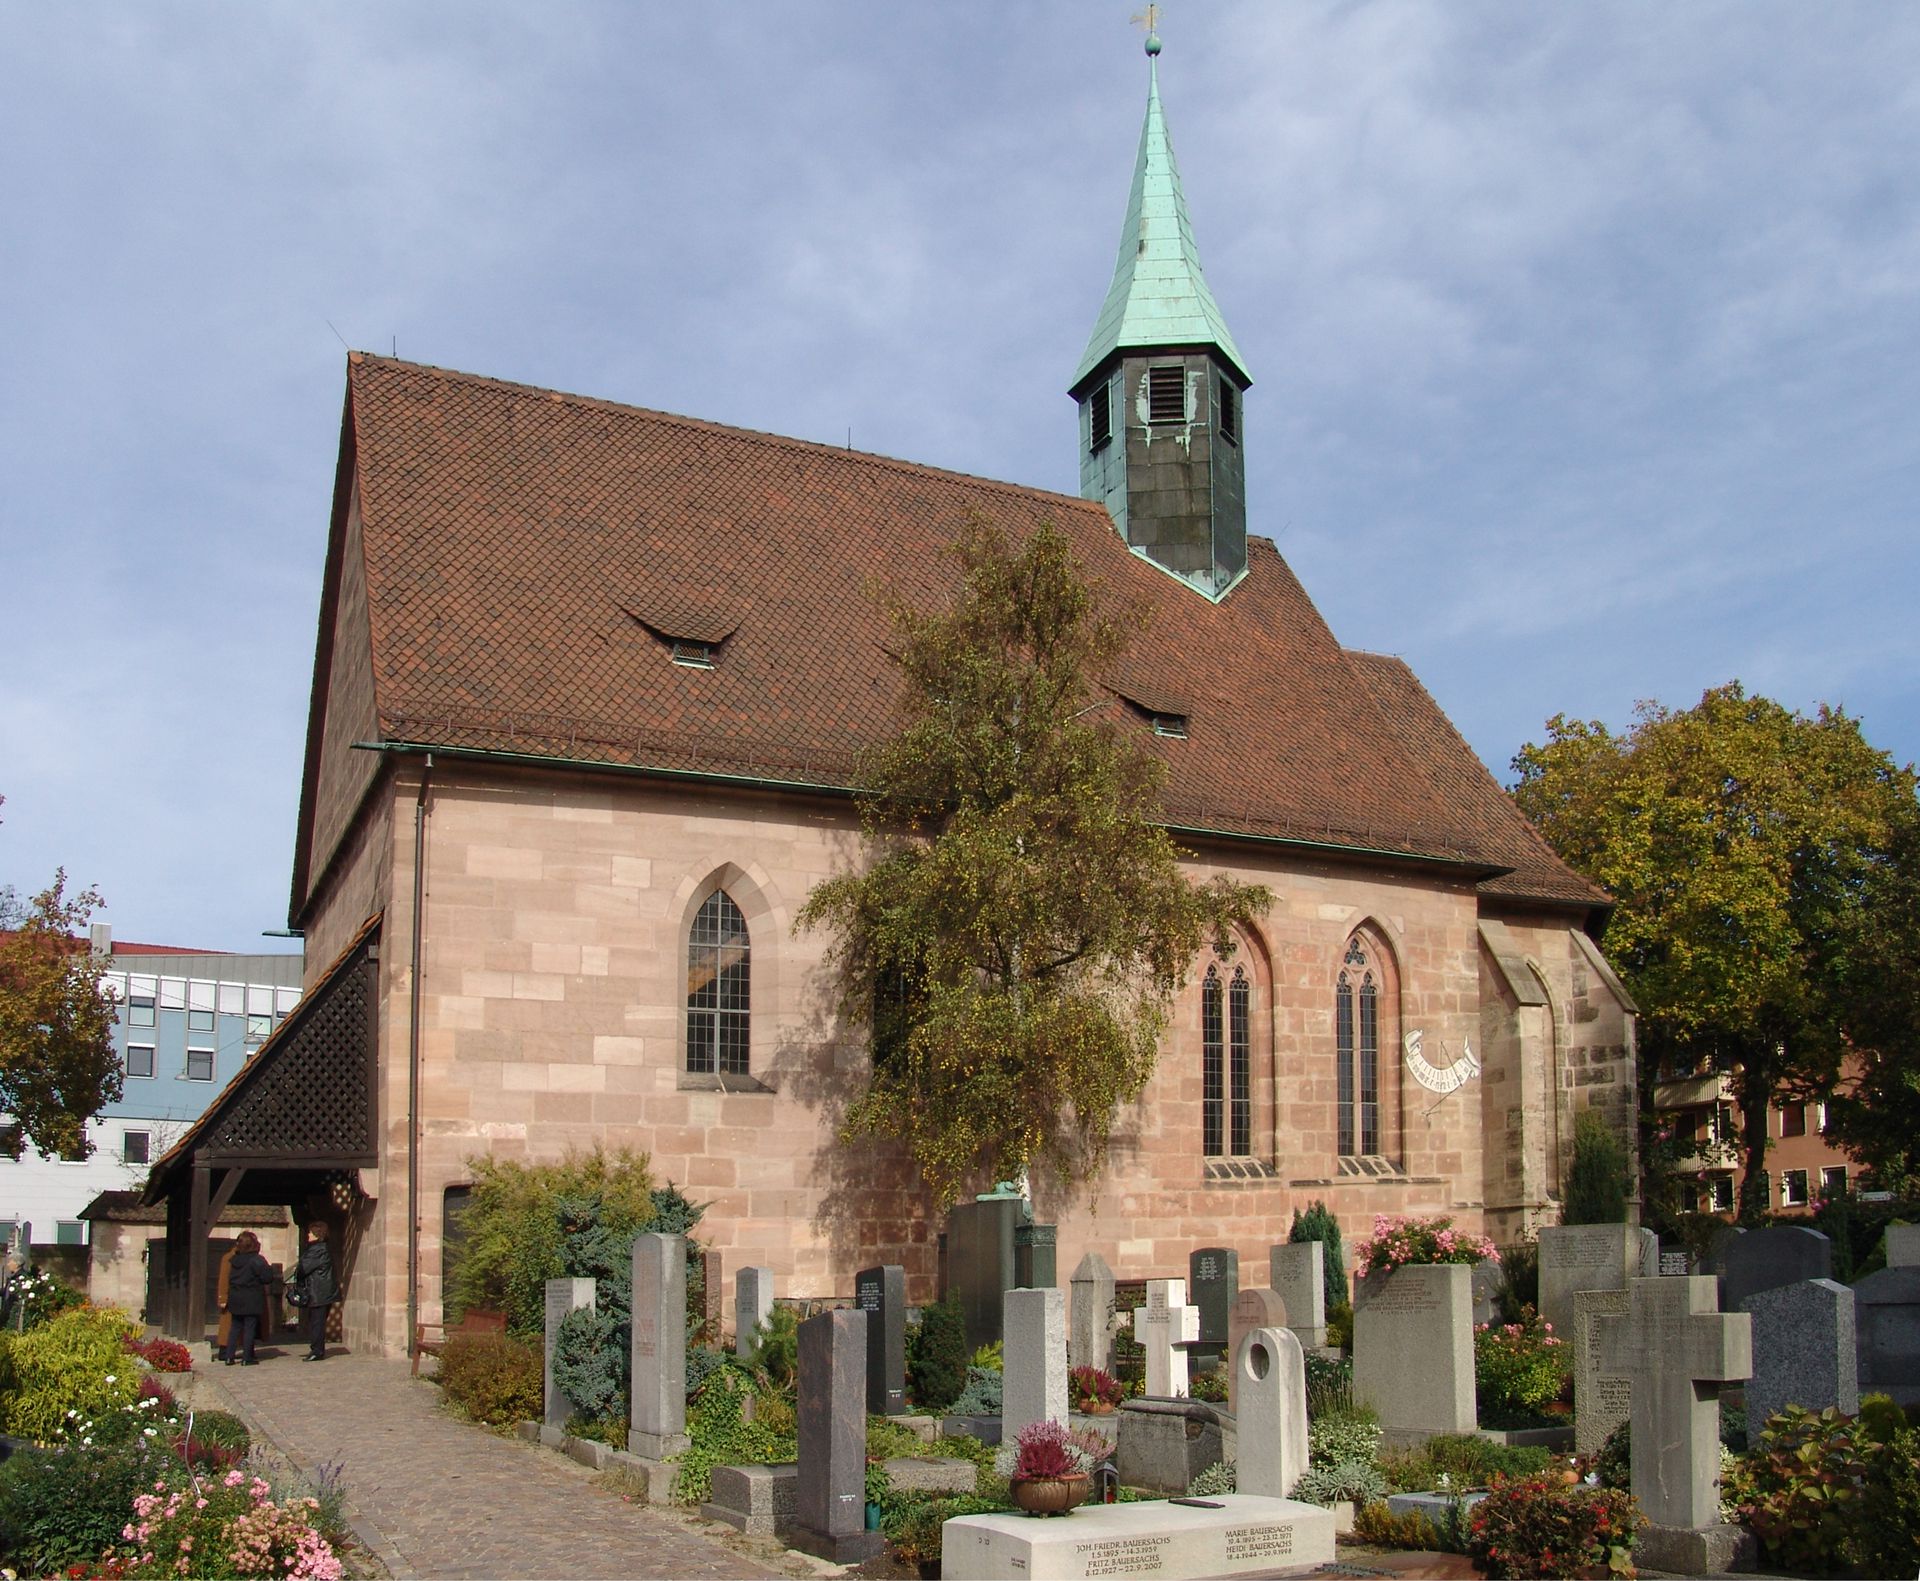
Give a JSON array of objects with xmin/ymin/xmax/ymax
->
[
  {"xmin": 687, "ymin": 890, "xmax": 750, "ymax": 1075},
  {"xmin": 1202, "ymin": 963, "xmax": 1253, "ymax": 1157},
  {"xmin": 1336, "ymin": 938, "xmax": 1381, "ymax": 1156}
]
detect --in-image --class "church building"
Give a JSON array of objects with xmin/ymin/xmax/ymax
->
[{"xmin": 146, "ymin": 40, "xmax": 1636, "ymax": 1356}]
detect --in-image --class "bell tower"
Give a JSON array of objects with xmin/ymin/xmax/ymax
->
[{"xmin": 1071, "ymin": 29, "xmax": 1252, "ymax": 600}]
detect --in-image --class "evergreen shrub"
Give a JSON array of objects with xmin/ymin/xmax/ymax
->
[
  {"xmin": 906, "ymin": 1296, "xmax": 968, "ymax": 1411},
  {"xmin": 1563, "ymin": 1110, "xmax": 1631, "ymax": 1225},
  {"xmin": 948, "ymin": 1364, "xmax": 1003, "ymax": 1416},
  {"xmin": 1290, "ymin": 1200, "xmax": 1347, "ymax": 1298},
  {"xmin": 1307, "ymin": 1408, "xmax": 1380, "ymax": 1468},
  {"xmin": 1293, "ymin": 1458, "xmax": 1387, "ymax": 1509}
]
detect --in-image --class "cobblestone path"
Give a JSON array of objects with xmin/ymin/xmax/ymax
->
[{"xmin": 200, "ymin": 1346, "xmax": 789, "ymax": 1581}]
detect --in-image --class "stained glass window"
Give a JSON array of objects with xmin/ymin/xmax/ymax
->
[{"xmin": 687, "ymin": 890, "xmax": 750, "ymax": 1076}]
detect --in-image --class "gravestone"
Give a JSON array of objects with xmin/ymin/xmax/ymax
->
[
  {"xmin": 855, "ymin": 1264, "xmax": 907, "ymax": 1415},
  {"xmin": 1660, "ymin": 1251, "xmax": 1690, "ymax": 1277},
  {"xmin": 946, "ymin": 1196, "xmax": 1023, "ymax": 1351},
  {"xmin": 1070, "ymin": 1251, "xmax": 1116, "ymax": 1372},
  {"xmin": 791, "ymin": 1308, "xmax": 884, "ymax": 1562},
  {"xmin": 1595, "ymin": 1276, "xmax": 1751, "ymax": 1569},
  {"xmin": 1139, "ymin": 1278, "xmax": 1201, "ymax": 1398},
  {"xmin": 542, "ymin": 1277, "xmax": 595, "ymax": 1430},
  {"xmin": 1269, "ymin": 1241, "xmax": 1325, "ymax": 1349},
  {"xmin": 735, "ymin": 1265, "xmax": 774, "ymax": 1358},
  {"xmin": 1743, "ymin": 1278, "xmax": 1856, "ymax": 1429},
  {"xmin": 1351, "ymin": 1263, "xmax": 1475, "ymax": 1446},
  {"xmin": 1189, "ymin": 1246, "xmax": 1239, "ymax": 1366},
  {"xmin": 1708, "ymin": 1226, "xmax": 1830, "ymax": 1316},
  {"xmin": 1226, "ymin": 1288, "xmax": 1288, "ymax": 1416},
  {"xmin": 700, "ymin": 1248, "xmax": 724, "ymax": 1345},
  {"xmin": 942, "ymin": 1493, "xmax": 1335, "ymax": 1581},
  {"xmin": 1572, "ymin": 1288, "xmax": 1631, "ymax": 1456},
  {"xmin": 1537, "ymin": 1223, "xmax": 1657, "ymax": 1338},
  {"xmin": 1015, "ymin": 1222, "xmax": 1057, "ymax": 1289},
  {"xmin": 1470, "ymin": 1259, "xmax": 1503, "ymax": 1326},
  {"xmin": 1234, "ymin": 1326, "xmax": 1307, "ymax": 1498},
  {"xmin": 1116, "ymin": 1398, "xmax": 1231, "ymax": 1494},
  {"xmin": 1851, "ymin": 1264, "xmax": 1920, "ymax": 1406},
  {"xmin": 1003, "ymin": 1286, "xmax": 1068, "ymax": 1442},
  {"xmin": 628, "ymin": 1233, "xmax": 689, "ymax": 1460},
  {"xmin": 1886, "ymin": 1223, "xmax": 1920, "ymax": 1268}
]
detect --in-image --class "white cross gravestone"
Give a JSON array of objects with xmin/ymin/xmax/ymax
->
[
  {"xmin": 1139, "ymin": 1277, "xmax": 1202, "ymax": 1398},
  {"xmin": 1595, "ymin": 1276, "xmax": 1751, "ymax": 1533}
]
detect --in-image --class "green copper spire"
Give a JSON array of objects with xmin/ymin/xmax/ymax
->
[{"xmin": 1071, "ymin": 45, "xmax": 1251, "ymax": 394}]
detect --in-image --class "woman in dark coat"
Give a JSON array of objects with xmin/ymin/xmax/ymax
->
[
  {"xmin": 224, "ymin": 1231, "xmax": 272, "ymax": 1366},
  {"xmin": 294, "ymin": 1221, "xmax": 338, "ymax": 1361}
]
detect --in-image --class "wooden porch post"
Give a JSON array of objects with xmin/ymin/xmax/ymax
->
[{"xmin": 186, "ymin": 1159, "xmax": 211, "ymax": 1341}]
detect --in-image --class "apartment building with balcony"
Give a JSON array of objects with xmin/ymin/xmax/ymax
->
[{"xmin": 1653, "ymin": 1061, "xmax": 1861, "ymax": 1215}]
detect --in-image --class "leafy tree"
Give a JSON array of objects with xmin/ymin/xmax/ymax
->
[
  {"xmin": 0, "ymin": 867, "xmax": 121, "ymax": 1160},
  {"xmin": 1512, "ymin": 684, "xmax": 1917, "ymax": 1223},
  {"xmin": 798, "ymin": 519, "xmax": 1268, "ymax": 1204},
  {"xmin": 1562, "ymin": 1109, "xmax": 1630, "ymax": 1224},
  {"xmin": 1823, "ymin": 801, "xmax": 1920, "ymax": 1192}
]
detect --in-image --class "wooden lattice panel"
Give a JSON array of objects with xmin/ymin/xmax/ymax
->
[{"xmin": 203, "ymin": 948, "xmax": 377, "ymax": 1162}]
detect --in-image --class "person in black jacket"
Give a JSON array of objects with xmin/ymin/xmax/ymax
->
[
  {"xmin": 224, "ymin": 1232, "xmax": 272, "ymax": 1365},
  {"xmin": 294, "ymin": 1221, "xmax": 338, "ymax": 1361}
]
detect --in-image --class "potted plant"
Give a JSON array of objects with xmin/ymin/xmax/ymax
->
[
  {"xmin": 1007, "ymin": 1419, "xmax": 1091, "ymax": 1516},
  {"xmin": 1069, "ymin": 1365, "xmax": 1123, "ymax": 1415}
]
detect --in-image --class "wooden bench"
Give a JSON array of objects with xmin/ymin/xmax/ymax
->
[{"xmin": 412, "ymin": 1308, "xmax": 507, "ymax": 1376}]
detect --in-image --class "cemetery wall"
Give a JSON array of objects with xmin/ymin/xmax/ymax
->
[{"xmin": 313, "ymin": 764, "xmax": 1628, "ymax": 1354}]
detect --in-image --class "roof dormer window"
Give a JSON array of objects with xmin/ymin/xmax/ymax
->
[
  {"xmin": 670, "ymin": 640, "xmax": 715, "ymax": 669},
  {"xmin": 1150, "ymin": 712, "xmax": 1188, "ymax": 740}
]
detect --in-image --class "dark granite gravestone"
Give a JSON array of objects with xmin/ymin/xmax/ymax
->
[
  {"xmin": 947, "ymin": 1197, "xmax": 1023, "ymax": 1351},
  {"xmin": 1014, "ymin": 1222, "xmax": 1057, "ymax": 1289},
  {"xmin": 1709, "ymin": 1226, "xmax": 1831, "ymax": 1316},
  {"xmin": 855, "ymin": 1263, "xmax": 907, "ymax": 1415},
  {"xmin": 1743, "ymin": 1277, "xmax": 1857, "ymax": 1427},
  {"xmin": 1189, "ymin": 1246, "xmax": 1239, "ymax": 1366},
  {"xmin": 1852, "ymin": 1265, "xmax": 1920, "ymax": 1407},
  {"xmin": 792, "ymin": 1308, "xmax": 884, "ymax": 1562}
]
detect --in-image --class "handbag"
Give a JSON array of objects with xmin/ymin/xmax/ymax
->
[{"xmin": 286, "ymin": 1276, "xmax": 308, "ymax": 1308}]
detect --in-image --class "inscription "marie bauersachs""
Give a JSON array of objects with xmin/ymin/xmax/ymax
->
[
  {"xmin": 1224, "ymin": 1525, "xmax": 1294, "ymax": 1562},
  {"xmin": 1075, "ymin": 1535, "xmax": 1171, "ymax": 1576}
]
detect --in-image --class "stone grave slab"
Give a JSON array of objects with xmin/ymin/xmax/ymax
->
[
  {"xmin": 1269, "ymin": 1241, "xmax": 1326, "ymax": 1349},
  {"xmin": 1235, "ymin": 1326, "xmax": 1307, "ymax": 1498},
  {"xmin": 1189, "ymin": 1245, "xmax": 1239, "ymax": 1366},
  {"xmin": 1538, "ymin": 1223, "xmax": 1657, "ymax": 1338},
  {"xmin": 1226, "ymin": 1287, "xmax": 1287, "ymax": 1415},
  {"xmin": 1004, "ymin": 1285, "xmax": 1069, "ymax": 1441},
  {"xmin": 542, "ymin": 1277, "xmax": 595, "ymax": 1430},
  {"xmin": 1139, "ymin": 1277, "xmax": 1201, "ymax": 1398},
  {"xmin": 883, "ymin": 1454, "xmax": 977, "ymax": 1495},
  {"xmin": 734, "ymin": 1265, "xmax": 773, "ymax": 1358},
  {"xmin": 1709, "ymin": 1225, "xmax": 1831, "ymax": 1316},
  {"xmin": 1886, "ymin": 1223, "xmax": 1920, "ymax": 1268},
  {"xmin": 628, "ymin": 1233, "xmax": 688, "ymax": 1459},
  {"xmin": 792, "ymin": 1307, "xmax": 883, "ymax": 1563},
  {"xmin": 1116, "ymin": 1398, "xmax": 1232, "ymax": 1494},
  {"xmin": 855, "ymin": 1263, "xmax": 907, "ymax": 1414},
  {"xmin": 1595, "ymin": 1275, "xmax": 1750, "ymax": 1556},
  {"xmin": 1352, "ymin": 1263, "xmax": 1475, "ymax": 1446},
  {"xmin": 941, "ymin": 1493, "xmax": 1335, "ymax": 1581},
  {"xmin": 1573, "ymin": 1288, "xmax": 1630, "ymax": 1457},
  {"xmin": 947, "ymin": 1196, "xmax": 1023, "ymax": 1352},
  {"xmin": 1743, "ymin": 1277, "xmax": 1856, "ymax": 1429},
  {"xmin": 1016, "ymin": 1221, "xmax": 1058, "ymax": 1289},
  {"xmin": 1070, "ymin": 1250, "xmax": 1116, "ymax": 1372},
  {"xmin": 1852, "ymin": 1264, "xmax": 1920, "ymax": 1406},
  {"xmin": 701, "ymin": 1462, "xmax": 796, "ymax": 1538}
]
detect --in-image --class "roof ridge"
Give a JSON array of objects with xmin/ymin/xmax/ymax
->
[{"xmin": 348, "ymin": 353, "xmax": 1105, "ymax": 518}]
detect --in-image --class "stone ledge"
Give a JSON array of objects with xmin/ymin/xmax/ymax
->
[{"xmin": 944, "ymin": 1494, "xmax": 1334, "ymax": 1581}]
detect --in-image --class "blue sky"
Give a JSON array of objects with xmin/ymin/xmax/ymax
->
[{"xmin": 2, "ymin": 3, "xmax": 1916, "ymax": 952}]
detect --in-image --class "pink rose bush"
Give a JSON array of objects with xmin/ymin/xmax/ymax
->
[
  {"xmin": 1353, "ymin": 1213, "xmax": 1499, "ymax": 1277},
  {"xmin": 113, "ymin": 1469, "xmax": 341, "ymax": 1580}
]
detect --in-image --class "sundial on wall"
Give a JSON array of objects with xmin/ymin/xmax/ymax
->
[{"xmin": 1403, "ymin": 1029, "xmax": 1483, "ymax": 1109}]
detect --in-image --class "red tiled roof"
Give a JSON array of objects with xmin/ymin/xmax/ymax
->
[{"xmin": 299, "ymin": 355, "xmax": 1602, "ymax": 913}]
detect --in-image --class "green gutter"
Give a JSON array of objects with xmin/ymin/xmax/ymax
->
[{"xmin": 354, "ymin": 737, "xmax": 1505, "ymax": 876}]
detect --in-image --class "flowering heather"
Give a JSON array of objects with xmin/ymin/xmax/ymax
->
[
  {"xmin": 111, "ymin": 1469, "xmax": 342, "ymax": 1580},
  {"xmin": 1354, "ymin": 1214, "xmax": 1499, "ymax": 1277}
]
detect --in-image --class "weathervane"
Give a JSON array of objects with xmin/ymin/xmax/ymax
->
[{"xmin": 1132, "ymin": 4, "xmax": 1163, "ymax": 55}]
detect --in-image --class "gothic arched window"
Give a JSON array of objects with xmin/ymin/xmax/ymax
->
[
  {"xmin": 1336, "ymin": 938, "xmax": 1381, "ymax": 1156},
  {"xmin": 687, "ymin": 890, "xmax": 750, "ymax": 1075},
  {"xmin": 1203, "ymin": 962, "xmax": 1254, "ymax": 1157}
]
